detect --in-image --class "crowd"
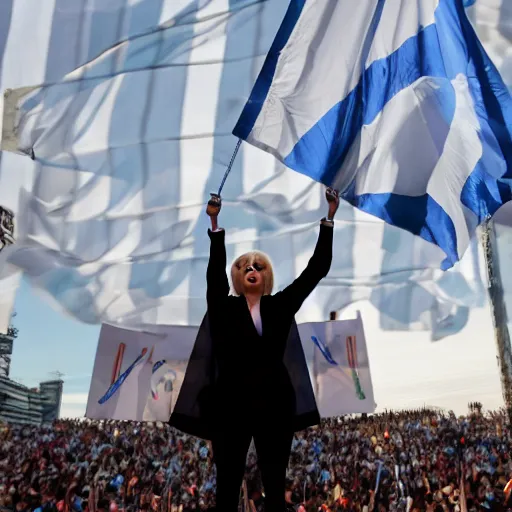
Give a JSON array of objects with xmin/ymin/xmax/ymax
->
[{"xmin": 0, "ymin": 405, "xmax": 510, "ymax": 512}]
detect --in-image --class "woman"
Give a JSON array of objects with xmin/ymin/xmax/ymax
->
[{"xmin": 170, "ymin": 187, "xmax": 339, "ymax": 511}]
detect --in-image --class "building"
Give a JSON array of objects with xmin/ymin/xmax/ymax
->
[
  {"xmin": 39, "ymin": 379, "xmax": 64, "ymax": 422},
  {"xmin": 0, "ymin": 333, "xmax": 13, "ymax": 378},
  {"xmin": 0, "ymin": 376, "xmax": 63, "ymax": 425}
]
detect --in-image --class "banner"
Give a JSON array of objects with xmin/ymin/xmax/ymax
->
[
  {"xmin": 300, "ymin": 313, "xmax": 376, "ymax": 417},
  {"xmin": 86, "ymin": 313, "xmax": 375, "ymax": 422}
]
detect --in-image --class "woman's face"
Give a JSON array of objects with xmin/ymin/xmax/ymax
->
[{"xmin": 231, "ymin": 252, "xmax": 273, "ymax": 296}]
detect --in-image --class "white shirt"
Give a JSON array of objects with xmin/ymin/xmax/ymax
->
[{"xmin": 248, "ymin": 300, "xmax": 263, "ymax": 336}]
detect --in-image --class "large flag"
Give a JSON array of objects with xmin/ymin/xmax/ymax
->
[
  {"xmin": 234, "ymin": 0, "xmax": 512, "ymax": 270},
  {"xmin": 466, "ymin": 0, "xmax": 512, "ymax": 238},
  {"xmin": 0, "ymin": 0, "xmax": 207, "ymax": 332},
  {"xmin": 0, "ymin": 0, "xmax": 495, "ymax": 335},
  {"xmin": 0, "ymin": 152, "xmax": 34, "ymax": 333}
]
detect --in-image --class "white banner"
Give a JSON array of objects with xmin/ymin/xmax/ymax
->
[
  {"xmin": 299, "ymin": 313, "xmax": 376, "ymax": 417},
  {"xmin": 86, "ymin": 313, "xmax": 375, "ymax": 422}
]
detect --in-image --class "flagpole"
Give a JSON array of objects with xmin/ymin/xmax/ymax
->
[{"xmin": 480, "ymin": 219, "xmax": 512, "ymax": 423}]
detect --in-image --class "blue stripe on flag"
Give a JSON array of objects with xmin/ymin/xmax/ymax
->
[
  {"xmin": 343, "ymin": 190, "xmax": 459, "ymax": 269},
  {"xmin": 461, "ymin": 166, "xmax": 512, "ymax": 223},
  {"xmin": 439, "ymin": 0, "xmax": 512, "ymax": 180},
  {"xmin": 442, "ymin": 0, "xmax": 512, "ymax": 222},
  {"xmin": 233, "ymin": 0, "xmax": 306, "ymax": 140},
  {"xmin": 234, "ymin": 0, "xmax": 512, "ymax": 267},
  {"xmin": 283, "ymin": 23, "xmax": 455, "ymax": 185},
  {"xmin": 235, "ymin": 0, "xmax": 511, "ymax": 187},
  {"xmin": 282, "ymin": 0, "xmax": 512, "ymax": 187}
]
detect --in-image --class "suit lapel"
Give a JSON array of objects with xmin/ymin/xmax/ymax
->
[{"xmin": 259, "ymin": 295, "xmax": 269, "ymax": 336}]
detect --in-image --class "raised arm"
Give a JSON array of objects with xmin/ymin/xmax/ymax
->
[
  {"xmin": 206, "ymin": 194, "xmax": 229, "ymax": 306},
  {"xmin": 277, "ymin": 188, "xmax": 339, "ymax": 314}
]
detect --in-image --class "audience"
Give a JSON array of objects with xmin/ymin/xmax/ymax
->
[{"xmin": 0, "ymin": 405, "xmax": 510, "ymax": 511}]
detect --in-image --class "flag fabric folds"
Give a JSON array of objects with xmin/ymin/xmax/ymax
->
[
  {"xmin": 0, "ymin": 0, "xmax": 496, "ymax": 335},
  {"xmin": 466, "ymin": 0, "xmax": 511, "ymax": 92},
  {"xmin": 234, "ymin": 0, "xmax": 512, "ymax": 270}
]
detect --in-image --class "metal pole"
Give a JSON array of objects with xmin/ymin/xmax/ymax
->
[{"xmin": 480, "ymin": 220, "xmax": 512, "ymax": 423}]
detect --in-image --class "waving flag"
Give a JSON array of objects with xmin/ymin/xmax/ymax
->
[
  {"xmin": 467, "ymin": 0, "xmax": 512, "ymax": 92},
  {"xmin": 0, "ymin": 0, "xmax": 493, "ymax": 338},
  {"xmin": 234, "ymin": 0, "xmax": 512, "ymax": 269}
]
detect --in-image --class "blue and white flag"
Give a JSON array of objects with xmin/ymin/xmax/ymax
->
[
  {"xmin": 466, "ymin": 0, "xmax": 512, "ymax": 93},
  {"xmin": 0, "ymin": 0, "xmax": 497, "ymax": 337},
  {"xmin": 234, "ymin": 0, "xmax": 512, "ymax": 269}
]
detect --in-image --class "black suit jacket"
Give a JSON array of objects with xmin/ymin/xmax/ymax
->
[{"xmin": 170, "ymin": 222, "xmax": 333, "ymax": 440}]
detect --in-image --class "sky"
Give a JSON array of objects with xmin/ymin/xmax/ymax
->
[
  {"xmin": 9, "ymin": 263, "xmax": 505, "ymax": 419},
  {"xmin": 9, "ymin": 277, "xmax": 100, "ymax": 418}
]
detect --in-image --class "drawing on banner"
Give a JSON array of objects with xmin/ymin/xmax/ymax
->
[
  {"xmin": 311, "ymin": 336, "xmax": 338, "ymax": 365},
  {"xmin": 96, "ymin": 340, "xmax": 188, "ymax": 421},
  {"xmin": 143, "ymin": 360, "xmax": 187, "ymax": 421},
  {"xmin": 298, "ymin": 313, "xmax": 376, "ymax": 417},
  {"xmin": 112, "ymin": 343, "xmax": 126, "ymax": 385},
  {"xmin": 87, "ymin": 324, "xmax": 196, "ymax": 422},
  {"xmin": 346, "ymin": 335, "xmax": 366, "ymax": 400},
  {"xmin": 98, "ymin": 345, "xmax": 150, "ymax": 405},
  {"xmin": 149, "ymin": 360, "xmax": 176, "ymax": 400},
  {"xmin": 311, "ymin": 333, "xmax": 366, "ymax": 401}
]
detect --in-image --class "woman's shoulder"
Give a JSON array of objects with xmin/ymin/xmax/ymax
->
[
  {"xmin": 262, "ymin": 292, "xmax": 287, "ymax": 309},
  {"xmin": 224, "ymin": 294, "xmax": 245, "ymax": 306}
]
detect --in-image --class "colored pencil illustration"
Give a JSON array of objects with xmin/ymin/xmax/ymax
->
[
  {"xmin": 346, "ymin": 335, "xmax": 365, "ymax": 400},
  {"xmin": 99, "ymin": 347, "xmax": 148, "ymax": 404},
  {"xmin": 111, "ymin": 343, "xmax": 126, "ymax": 385}
]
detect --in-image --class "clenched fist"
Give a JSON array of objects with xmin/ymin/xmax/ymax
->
[
  {"xmin": 325, "ymin": 187, "xmax": 339, "ymax": 219},
  {"xmin": 206, "ymin": 193, "xmax": 222, "ymax": 217}
]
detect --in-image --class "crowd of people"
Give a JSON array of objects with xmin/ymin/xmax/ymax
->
[{"xmin": 0, "ymin": 406, "xmax": 510, "ymax": 512}]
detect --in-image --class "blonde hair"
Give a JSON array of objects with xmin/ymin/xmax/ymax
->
[{"xmin": 230, "ymin": 251, "xmax": 274, "ymax": 296}]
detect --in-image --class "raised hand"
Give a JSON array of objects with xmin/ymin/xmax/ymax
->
[
  {"xmin": 206, "ymin": 193, "xmax": 222, "ymax": 231},
  {"xmin": 325, "ymin": 187, "xmax": 339, "ymax": 219},
  {"xmin": 206, "ymin": 193, "xmax": 222, "ymax": 217}
]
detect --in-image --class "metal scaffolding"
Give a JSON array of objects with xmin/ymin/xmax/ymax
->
[{"xmin": 481, "ymin": 220, "xmax": 512, "ymax": 423}]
